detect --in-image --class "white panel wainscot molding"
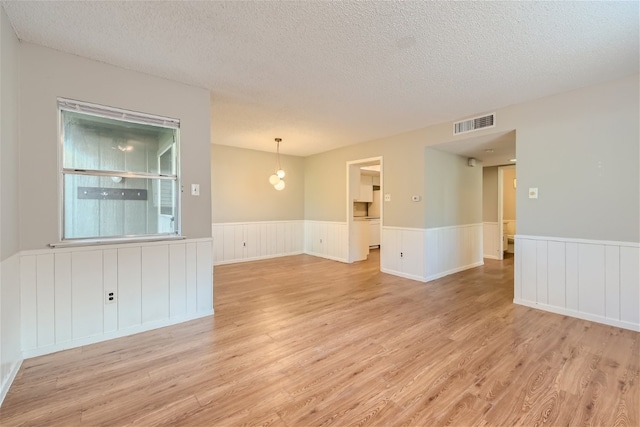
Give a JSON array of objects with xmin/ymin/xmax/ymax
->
[
  {"xmin": 1, "ymin": 253, "xmax": 22, "ymax": 406},
  {"xmin": 304, "ymin": 221, "xmax": 348, "ymax": 263},
  {"xmin": 515, "ymin": 235, "xmax": 640, "ymax": 331},
  {"xmin": 381, "ymin": 227, "xmax": 427, "ymax": 282},
  {"xmin": 425, "ymin": 224, "xmax": 484, "ymax": 282},
  {"xmin": 483, "ymin": 222, "xmax": 501, "ymax": 260},
  {"xmin": 212, "ymin": 221, "xmax": 304, "ymax": 265},
  {"xmin": 19, "ymin": 238, "xmax": 214, "ymax": 358}
]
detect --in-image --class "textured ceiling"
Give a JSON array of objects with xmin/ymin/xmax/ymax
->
[{"xmin": 3, "ymin": 1, "xmax": 638, "ymax": 156}]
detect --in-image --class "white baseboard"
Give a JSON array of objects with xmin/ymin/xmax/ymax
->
[
  {"xmin": 22, "ymin": 310, "xmax": 214, "ymax": 359},
  {"xmin": 425, "ymin": 261, "xmax": 484, "ymax": 282},
  {"xmin": 214, "ymin": 251, "xmax": 303, "ymax": 266},
  {"xmin": 483, "ymin": 255, "xmax": 501, "ymax": 260},
  {"xmin": 381, "ymin": 268, "xmax": 426, "ymax": 282},
  {"xmin": 0, "ymin": 360, "xmax": 22, "ymax": 407},
  {"xmin": 304, "ymin": 251, "xmax": 348, "ymax": 263},
  {"xmin": 514, "ymin": 299, "xmax": 639, "ymax": 332}
]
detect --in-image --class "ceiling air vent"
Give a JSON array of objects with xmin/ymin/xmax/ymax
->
[{"xmin": 453, "ymin": 113, "xmax": 495, "ymax": 135}]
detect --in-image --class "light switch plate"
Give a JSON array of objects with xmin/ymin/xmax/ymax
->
[
  {"xmin": 191, "ymin": 184, "xmax": 200, "ymax": 196},
  {"xmin": 384, "ymin": 194, "xmax": 391, "ymax": 202},
  {"xmin": 528, "ymin": 187, "xmax": 538, "ymax": 199}
]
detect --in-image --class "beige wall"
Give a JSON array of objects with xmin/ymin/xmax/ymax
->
[
  {"xmin": 1, "ymin": 6, "xmax": 23, "ymax": 403},
  {"xmin": 502, "ymin": 168, "xmax": 516, "ymax": 220},
  {"xmin": 304, "ymin": 135, "xmax": 431, "ymax": 227},
  {"xmin": 510, "ymin": 75, "xmax": 638, "ymax": 242},
  {"xmin": 482, "ymin": 167, "xmax": 498, "ymax": 222},
  {"xmin": 1, "ymin": 7, "xmax": 19, "ymax": 260},
  {"xmin": 303, "ymin": 74, "xmax": 639, "ymax": 242},
  {"xmin": 211, "ymin": 144, "xmax": 304, "ymax": 222},
  {"xmin": 19, "ymin": 43, "xmax": 212, "ymax": 250},
  {"xmin": 425, "ymin": 149, "xmax": 482, "ymax": 228}
]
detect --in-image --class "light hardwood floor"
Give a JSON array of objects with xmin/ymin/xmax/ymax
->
[{"xmin": 1, "ymin": 250, "xmax": 638, "ymax": 426}]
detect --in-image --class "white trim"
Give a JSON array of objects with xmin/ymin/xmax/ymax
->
[
  {"xmin": 22, "ymin": 310, "xmax": 213, "ymax": 359},
  {"xmin": 382, "ymin": 225, "xmax": 427, "ymax": 232},
  {"xmin": 212, "ymin": 220, "xmax": 305, "ymax": 226},
  {"xmin": 303, "ymin": 220, "xmax": 347, "ymax": 225},
  {"xmin": 58, "ymin": 97, "xmax": 180, "ymax": 129},
  {"xmin": 380, "ymin": 268, "xmax": 426, "ymax": 282},
  {"xmin": 346, "ymin": 156, "xmax": 383, "ymax": 263},
  {"xmin": 516, "ymin": 234, "xmax": 639, "ymax": 248},
  {"xmin": 1, "ymin": 252, "xmax": 23, "ymax": 407},
  {"xmin": 514, "ymin": 299, "xmax": 639, "ymax": 332},
  {"xmin": 0, "ymin": 360, "xmax": 21, "ymax": 407},
  {"xmin": 49, "ymin": 235, "xmax": 186, "ymax": 249},
  {"xmin": 304, "ymin": 252, "xmax": 349, "ymax": 263},
  {"xmin": 425, "ymin": 261, "xmax": 484, "ymax": 282},
  {"xmin": 483, "ymin": 221, "xmax": 499, "ymax": 225},
  {"xmin": 214, "ymin": 252, "xmax": 304, "ymax": 266},
  {"xmin": 31, "ymin": 237, "xmax": 211, "ymax": 255},
  {"xmin": 484, "ymin": 255, "xmax": 501, "ymax": 260},
  {"xmin": 425, "ymin": 222, "xmax": 483, "ymax": 231}
]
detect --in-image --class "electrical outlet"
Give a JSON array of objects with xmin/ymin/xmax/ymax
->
[
  {"xmin": 384, "ymin": 194, "xmax": 391, "ymax": 202},
  {"xmin": 105, "ymin": 290, "xmax": 117, "ymax": 304}
]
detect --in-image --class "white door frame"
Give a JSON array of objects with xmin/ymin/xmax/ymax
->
[
  {"xmin": 346, "ymin": 156, "xmax": 383, "ymax": 263},
  {"xmin": 497, "ymin": 164, "xmax": 516, "ymax": 260}
]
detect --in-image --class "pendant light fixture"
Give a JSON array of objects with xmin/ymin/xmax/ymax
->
[{"xmin": 269, "ymin": 138, "xmax": 286, "ymax": 190}]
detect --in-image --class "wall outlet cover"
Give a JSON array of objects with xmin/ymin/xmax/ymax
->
[
  {"xmin": 384, "ymin": 194, "xmax": 391, "ymax": 202},
  {"xmin": 528, "ymin": 187, "xmax": 538, "ymax": 199}
]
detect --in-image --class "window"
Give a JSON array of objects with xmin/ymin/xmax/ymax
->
[{"xmin": 59, "ymin": 98, "xmax": 180, "ymax": 241}]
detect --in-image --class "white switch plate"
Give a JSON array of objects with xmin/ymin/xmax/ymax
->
[
  {"xmin": 191, "ymin": 184, "xmax": 200, "ymax": 196},
  {"xmin": 528, "ymin": 187, "xmax": 538, "ymax": 199},
  {"xmin": 384, "ymin": 194, "xmax": 391, "ymax": 202}
]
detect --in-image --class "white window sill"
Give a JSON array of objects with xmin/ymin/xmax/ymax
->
[{"xmin": 49, "ymin": 235, "xmax": 186, "ymax": 248}]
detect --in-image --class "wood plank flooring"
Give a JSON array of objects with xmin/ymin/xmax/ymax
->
[{"xmin": 1, "ymin": 250, "xmax": 638, "ymax": 426}]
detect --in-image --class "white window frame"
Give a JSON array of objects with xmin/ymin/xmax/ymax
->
[{"xmin": 55, "ymin": 98, "xmax": 182, "ymax": 246}]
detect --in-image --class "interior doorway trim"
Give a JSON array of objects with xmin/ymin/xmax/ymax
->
[
  {"xmin": 497, "ymin": 164, "xmax": 516, "ymax": 260},
  {"xmin": 346, "ymin": 156, "xmax": 383, "ymax": 264}
]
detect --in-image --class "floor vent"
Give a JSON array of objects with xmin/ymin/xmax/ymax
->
[{"xmin": 454, "ymin": 113, "xmax": 495, "ymax": 135}]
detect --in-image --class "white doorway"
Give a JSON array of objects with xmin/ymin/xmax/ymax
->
[
  {"xmin": 346, "ymin": 157, "xmax": 382, "ymax": 264},
  {"xmin": 498, "ymin": 164, "xmax": 516, "ymax": 259}
]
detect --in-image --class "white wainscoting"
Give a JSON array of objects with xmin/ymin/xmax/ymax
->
[
  {"xmin": 381, "ymin": 227, "xmax": 426, "ymax": 281},
  {"xmin": 483, "ymin": 222, "xmax": 501, "ymax": 260},
  {"xmin": 20, "ymin": 238, "xmax": 213, "ymax": 358},
  {"xmin": 425, "ymin": 223, "xmax": 484, "ymax": 281},
  {"xmin": 1, "ymin": 253, "xmax": 22, "ymax": 406},
  {"xmin": 212, "ymin": 221, "xmax": 304, "ymax": 265},
  {"xmin": 304, "ymin": 221, "xmax": 348, "ymax": 263},
  {"xmin": 515, "ymin": 235, "xmax": 640, "ymax": 332}
]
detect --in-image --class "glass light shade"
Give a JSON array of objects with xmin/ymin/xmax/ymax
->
[
  {"xmin": 269, "ymin": 174, "xmax": 280, "ymax": 185},
  {"xmin": 276, "ymin": 169, "xmax": 285, "ymax": 179},
  {"xmin": 274, "ymin": 180, "xmax": 285, "ymax": 191}
]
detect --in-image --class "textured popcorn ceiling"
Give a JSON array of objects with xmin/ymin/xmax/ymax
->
[{"xmin": 3, "ymin": 1, "xmax": 638, "ymax": 156}]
